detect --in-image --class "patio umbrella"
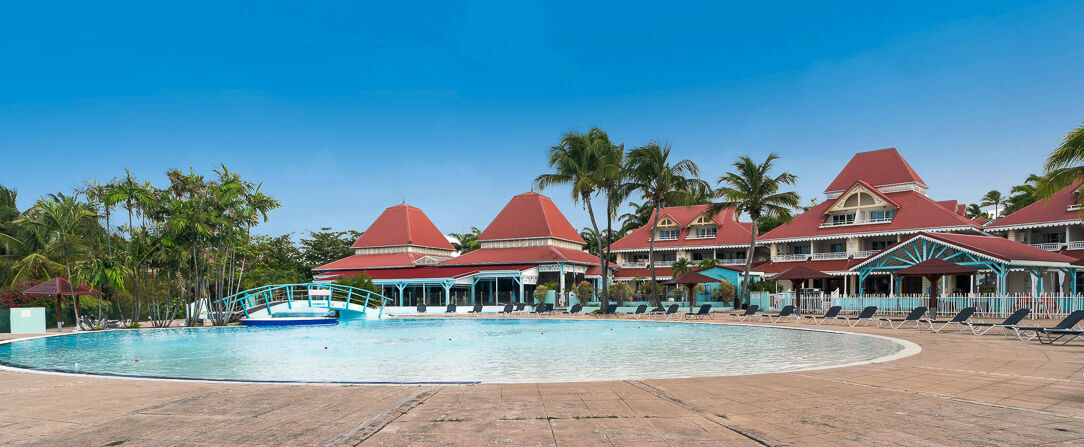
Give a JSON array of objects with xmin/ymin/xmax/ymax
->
[
  {"xmin": 22, "ymin": 278, "xmax": 104, "ymax": 332},
  {"xmin": 894, "ymin": 259, "xmax": 976, "ymax": 320},
  {"xmin": 666, "ymin": 271, "xmax": 718, "ymax": 312},
  {"xmin": 768, "ymin": 265, "xmax": 832, "ymax": 313}
]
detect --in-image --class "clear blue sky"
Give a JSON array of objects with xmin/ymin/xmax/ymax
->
[{"xmin": 2, "ymin": 1, "xmax": 1082, "ymax": 236}]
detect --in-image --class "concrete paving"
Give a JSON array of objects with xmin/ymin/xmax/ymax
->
[{"xmin": 0, "ymin": 315, "xmax": 1081, "ymax": 446}]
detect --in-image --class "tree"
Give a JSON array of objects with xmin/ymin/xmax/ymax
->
[
  {"xmin": 711, "ymin": 153, "xmax": 799, "ymax": 309},
  {"xmin": 980, "ymin": 190, "xmax": 1003, "ymax": 219},
  {"xmin": 1039, "ymin": 123, "xmax": 1084, "ymax": 199},
  {"xmin": 697, "ymin": 258, "xmax": 719, "ymax": 270},
  {"xmin": 534, "ymin": 127, "xmax": 622, "ymax": 309},
  {"xmin": 449, "ymin": 227, "xmax": 481, "ymax": 254},
  {"xmin": 755, "ymin": 215, "xmax": 790, "ymax": 235},
  {"xmin": 299, "ymin": 228, "xmax": 361, "ymax": 271},
  {"xmin": 18, "ymin": 194, "xmax": 97, "ymax": 325},
  {"xmin": 965, "ymin": 203, "xmax": 988, "ymax": 220},
  {"xmin": 1003, "ymin": 174, "xmax": 1041, "ymax": 215},
  {"xmin": 623, "ymin": 141, "xmax": 709, "ymax": 307},
  {"xmin": 671, "ymin": 258, "xmax": 693, "ymax": 276},
  {"xmin": 618, "ymin": 201, "xmax": 654, "ymax": 234}
]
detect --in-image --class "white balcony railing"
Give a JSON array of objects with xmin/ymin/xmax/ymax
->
[
  {"xmin": 772, "ymin": 253, "xmax": 809, "ymax": 262},
  {"xmin": 852, "ymin": 250, "xmax": 881, "ymax": 258},
  {"xmin": 811, "ymin": 252, "xmax": 848, "ymax": 260},
  {"xmin": 818, "ymin": 216, "xmax": 893, "ymax": 229},
  {"xmin": 714, "ymin": 258, "xmax": 747, "ymax": 265},
  {"xmin": 1031, "ymin": 242, "xmax": 1065, "ymax": 251},
  {"xmin": 619, "ymin": 261, "xmax": 675, "ymax": 268},
  {"xmin": 1068, "ymin": 241, "xmax": 1084, "ymax": 250}
]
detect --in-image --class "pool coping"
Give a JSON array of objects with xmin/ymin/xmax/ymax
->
[{"xmin": 0, "ymin": 318, "xmax": 921, "ymax": 386}]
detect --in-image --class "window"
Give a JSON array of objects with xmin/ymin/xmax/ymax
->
[
  {"xmin": 691, "ymin": 252, "xmax": 713, "ymax": 261},
  {"xmin": 870, "ymin": 210, "xmax": 895, "ymax": 222},
  {"xmin": 792, "ymin": 245, "xmax": 811, "ymax": 255},
  {"xmin": 632, "ymin": 254, "xmax": 648, "ymax": 263},
  {"xmin": 693, "ymin": 227, "xmax": 717, "ymax": 238},
  {"xmin": 691, "ymin": 214, "xmax": 713, "ymax": 225},
  {"xmin": 829, "ymin": 243, "xmax": 845, "ymax": 253},
  {"xmin": 657, "ymin": 229, "xmax": 679, "ymax": 240},
  {"xmin": 722, "ymin": 251, "xmax": 746, "ymax": 260},
  {"xmin": 832, "ymin": 213, "xmax": 855, "ymax": 225},
  {"xmin": 1043, "ymin": 233, "xmax": 1066, "ymax": 243},
  {"xmin": 660, "ymin": 253, "xmax": 676, "ymax": 262},
  {"xmin": 870, "ymin": 240, "xmax": 890, "ymax": 251}
]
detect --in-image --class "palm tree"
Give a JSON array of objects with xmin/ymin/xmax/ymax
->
[
  {"xmin": 449, "ymin": 227, "xmax": 482, "ymax": 254},
  {"xmin": 1039, "ymin": 123, "xmax": 1084, "ymax": 198},
  {"xmin": 712, "ymin": 153, "xmax": 799, "ymax": 309},
  {"xmin": 1004, "ymin": 174, "xmax": 1041, "ymax": 215},
  {"xmin": 18, "ymin": 195, "xmax": 97, "ymax": 325},
  {"xmin": 697, "ymin": 258, "xmax": 720, "ymax": 270},
  {"xmin": 623, "ymin": 141, "xmax": 709, "ymax": 307},
  {"xmin": 980, "ymin": 190, "xmax": 1003, "ymax": 219},
  {"xmin": 534, "ymin": 128, "xmax": 621, "ymax": 307},
  {"xmin": 671, "ymin": 258, "xmax": 692, "ymax": 276},
  {"xmin": 618, "ymin": 201, "xmax": 654, "ymax": 234},
  {"xmin": 965, "ymin": 203, "xmax": 988, "ymax": 220}
]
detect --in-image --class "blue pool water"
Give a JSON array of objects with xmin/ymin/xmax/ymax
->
[{"xmin": 0, "ymin": 319, "xmax": 906, "ymax": 383}]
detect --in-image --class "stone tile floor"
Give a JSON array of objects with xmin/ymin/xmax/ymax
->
[{"xmin": 0, "ymin": 316, "xmax": 1081, "ymax": 446}]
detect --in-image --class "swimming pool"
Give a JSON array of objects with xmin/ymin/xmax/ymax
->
[{"xmin": 0, "ymin": 319, "xmax": 913, "ymax": 384}]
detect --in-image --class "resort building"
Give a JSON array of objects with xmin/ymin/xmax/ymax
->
[
  {"xmin": 985, "ymin": 179, "xmax": 1084, "ymax": 294},
  {"xmin": 754, "ymin": 148, "xmax": 985, "ymax": 294},
  {"xmin": 609, "ymin": 204, "xmax": 755, "ymax": 282},
  {"xmin": 313, "ymin": 192, "xmax": 600, "ymax": 306}
]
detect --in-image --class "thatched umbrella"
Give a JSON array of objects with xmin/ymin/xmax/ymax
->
[
  {"xmin": 768, "ymin": 265, "xmax": 832, "ymax": 313},
  {"xmin": 23, "ymin": 278, "xmax": 103, "ymax": 332},
  {"xmin": 666, "ymin": 271, "xmax": 719, "ymax": 312},
  {"xmin": 894, "ymin": 259, "xmax": 976, "ymax": 319}
]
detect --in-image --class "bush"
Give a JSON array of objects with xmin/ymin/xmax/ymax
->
[
  {"xmin": 714, "ymin": 280, "xmax": 736, "ymax": 301},
  {"xmin": 334, "ymin": 273, "xmax": 381, "ymax": 295},
  {"xmin": 748, "ymin": 279, "xmax": 776, "ymax": 292},
  {"xmin": 608, "ymin": 282, "xmax": 630, "ymax": 301},
  {"xmin": 533, "ymin": 284, "xmax": 550, "ymax": 305},
  {"xmin": 573, "ymin": 281, "xmax": 594, "ymax": 303}
]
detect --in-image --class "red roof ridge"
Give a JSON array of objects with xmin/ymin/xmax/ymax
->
[{"xmin": 825, "ymin": 148, "xmax": 927, "ymax": 193}]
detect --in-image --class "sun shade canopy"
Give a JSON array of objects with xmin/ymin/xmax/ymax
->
[
  {"xmin": 768, "ymin": 265, "xmax": 834, "ymax": 282},
  {"xmin": 22, "ymin": 278, "xmax": 103, "ymax": 296},
  {"xmin": 665, "ymin": 271, "xmax": 719, "ymax": 285}
]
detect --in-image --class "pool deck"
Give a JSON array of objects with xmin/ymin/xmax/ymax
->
[{"xmin": 0, "ymin": 316, "xmax": 1081, "ymax": 446}]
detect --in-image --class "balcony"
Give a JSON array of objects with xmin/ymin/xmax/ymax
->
[
  {"xmin": 1069, "ymin": 241, "xmax": 1084, "ymax": 250},
  {"xmin": 811, "ymin": 252, "xmax": 848, "ymax": 260},
  {"xmin": 772, "ymin": 254, "xmax": 809, "ymax": 262},
  {"xmin": 818, "ymin": 216, "xmax": 893, "ymax": 229},
  {"xmin": 852, "ymin": 249, "xmax": 881, "ymax": 258},
  {"xmin": 619, "ymin": 261, "xmax": 675, "ymax": 268},
  {"xmin": 1031, "ymin": 242, "xmax": 1065, "ymax": 251}
]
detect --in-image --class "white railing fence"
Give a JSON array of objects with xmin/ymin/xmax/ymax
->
[{"xmin": 762, "ymin": 293, "xmax": 1083, "ymax": 320}]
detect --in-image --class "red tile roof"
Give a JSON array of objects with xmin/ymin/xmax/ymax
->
[
  {"xmin": 825, "ymin": 148, "xmax": 927, "ymax": 193},
  {"xmin": 439, "ymin": 245, "xmax": 601, "ymax": 266},
  {"xmin": 856, "ymin": 232, "xmax": 1076, "ymax": 267},
  {"xmin": 23, "ymin": 278, "xmax": 103, "ymax": 296},
  {"xmin": 972, "ymin": 216, "xmax": 991, "ymax": 226},
  {"xmin": 351, "ymin": 204, "xmax": 454, "ymax": 250},
  {"xmin": 317, "ymin": 264, "xmax": 535, "ymax": 282},
  {"xmin": 313, "ymin": 253, "xmax": 436, "ymax": 271},
  {"xmin": 987, "ymin": 179, "xmax": 1083, "ymax": 229},
  {"xmin": 760, "ymin": 190, "xmax": 977, "ymax": 241},
  {"xmin": 610, "ymin": 205, "xmax": 752, "ymax": 251},
  {"xmin": 478, "ymin": 192, "xmax": 585, "ymax": 244},
  {"xmin": 613, "ymin": 267, "xmax": 674, "ymax": 278},
  {"xmin": 753, "ymin": 259, "xmax": 864, "ymax": 274}
]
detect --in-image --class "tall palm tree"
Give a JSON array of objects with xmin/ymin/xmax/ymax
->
[
  {"xmin": 623, "ymin": 141, "xmax": 709, "ymax": 307},
  {"xmin": 449, "ymin": 227, "xmax": 482, "ymax": 254},
  {"xmin": 711, "ymin": 153, "xmax": 799, "ymax": 309},
  {"xmin": 697, "ymin": 258, "xmax": 720, "ymax": 270},
  {"xmin": 18, "ymin": 195, "xmax": 97, "ymax": 325},
  {"xmin": 965, "ymin": 203, "xmax": 988, "ymax": 220},
  {"xmin": 980, "ymin": 190, "xmax": 1004, "ymax": 219},
  {"xmin": 1039, "ymin": 123, "xmax": 1084, "ymax": 198},
  {"xmin": 1003, "ymin": 174, "xmax": 1041, "ymax": 215},
  {"xmin": 535, "ymin": 128, "xmax": 622, "ymax": 307},
  {"xmin": 618, "ymin": 201, "xmax": 654, "ymax": 234},
  {"xmin": 671, "ymin": 258, "xmax": 692, "ymax": 276}
]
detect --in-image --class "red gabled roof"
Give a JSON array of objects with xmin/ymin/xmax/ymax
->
[
  {"xmin": 907, "ymin": 232, "xmax": 1076, "ymax": 264},
  {"xmin": 613, "ymin": 267, "xmax": 674, "ymax": 279},
  {"xmin": 440, "ymin": 245, "xmax": 600, "ymax": 266},
  {"xmin": 825, "ymin": 148, "xmax": 927, "ymax": 193},
  {"xmin": 313, "ymin": 253, "xmax": 438, "ymax": 271},
  {"xmin": 987, "ymin": 179, "xmax": 1083, "ymax": 229},
  {"xmin": 351, "ymin": 204, "xmax": 454, "ymax": 250},
  {"xmin": 753, "ymin": 259, "xmax": 864, "ymax": 275},
  {"xmin": 478, "ymin": 192, "xmax": 585, "ymax": 244},
  {"xmin": 760, "ymin": 190, "xmax": 977, "ymax": 241},
  {"xmin": 972, "ymin": 216, "xmax": 991, "ymax": 226},
  {"xmin": 610, "ymin": 205, "xmax": 752, "ymax": 250}
]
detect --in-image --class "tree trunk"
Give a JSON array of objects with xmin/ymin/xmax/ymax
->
[
  {"xmin": 648, "ymin": 202, "xmax": 662, "ymax": 308},
  {"xmin": 583, "ymin": 193, "xmax": 606, "ymax": 307},
  {"xmin": 739, "ymin": 216, "xmax": 758, "ymax": 310},
  {"xmin": 601, "ymin": 192, "xmax": 615, "ymax": 310}
]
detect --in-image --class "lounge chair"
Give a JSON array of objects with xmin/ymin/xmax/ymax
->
[
  {"xmin": 545, "ymin": 303, "xmax": 555, "ymax": 314},
  {"xmin": 1010, "ymin": 310, "xmax": 1084, "ymax": 342},
  {"xmin": 416, "ymin": 303, "xmax": 427, "ymax": 314},
  {"xmin": 563, "ymin": 303, "xmax": 583, "ymax": 315},
  {"xmin": 758, "ymin": 305, "xmax": 798, "ymax": 323},
  {"xmin": 966, "ymin": 308, "xmax": 1030, "ymax": 335},
  {"xmin": 927, "ymin": 307, "xmax": 976, "ymax": 332},
  {"xmin": 513, "ymin": 303, "xmax": 526, "ymax": 314},
  {"xmin": 628, "ymin": 304, "xmax": 648, "ymax": 318},
  {"xmin": 498, "ymin": 304, "xmax": 513, "ymax": 315},
  {"xmin": 467, "ymin": 303, "xmax": 484, "ymax": 314},
  {"xmin": 805, "ymin": 306, "xmax": 842, "ymax": 325},
  {"xmin": 839, "ymin": 306, "xmax": 878, "ymax": 327},
  {"xmin": 445, "ymin": 303, "xmax": 457, "ymax": 314},
  {"xmin": 727, "ymin": 305, "xmax": 759, "ymax": 321},
  {"xmin": 594, "ymin": 304, "xmax": 618, "ymax": 318},
  {"xmin": 648, "ymin": 303, "xmax": 680, "ymax": 319},
  {"xmin": 685, "ymin": 304, "xmax": 712, "ymax": 320},
  {"xmin": 876, "ymin": 307, "xmax": 927, "ymax": 329}
]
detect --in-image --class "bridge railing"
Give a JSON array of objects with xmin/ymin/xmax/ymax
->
[{"xmin": 218, "ymin": 283, "xmax": 393, "ymax": 319}]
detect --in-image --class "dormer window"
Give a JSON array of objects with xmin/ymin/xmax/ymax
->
[
  {"xmin": 657, "ymin": 229, "xmax": 680, "ymax": 240},
  {"xmin": 832, "ymin": 213, "xmax": 856, "ymax": 225},
  {"xmin": 691, "ymin": 214, "xmax": 713, "ymax": 225},
  {"xmin": 692, "ymin": 227, "xmax": 717, "ymax": 239},
  {"xmin": 821, "ymin": 183, "xmax": 899, "ymax": 228},
  {"xmin": 657, "ymin": 216, "xmax": 677, "ymax": 227},
  {"xmin": 870, "ymin": 210, "xmax": 895, "ymax": 222}
]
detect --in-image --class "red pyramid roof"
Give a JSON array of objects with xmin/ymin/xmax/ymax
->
[
  {"xmin": 825, "ymin": 148, "xmax": 927, "ymax": 193},
  {"xmin": 23, "ymin": 278, "xmax": 103, "ymax": 296},
  {"xmin": 351, "ymin": 204, "xmax": 454, "ymax": 250},
  {"xmin": 478, "ymin": 192, "xmax": 585, "ymax": 244}
]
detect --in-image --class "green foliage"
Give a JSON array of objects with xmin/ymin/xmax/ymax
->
[
  {"xmin": 713, "ymin": 280, "xmax": 736, "ymax": 300},
  {"xmin": 334, "ymin": 273, "xmax": 381, "ymax": 296},
  {"xmin": 533, "ymin": 284, "xmax": 550, "ymax": 305},
  {"xmin": 299, "ymin": 228, "xmax": 361, "ymax": 270},
  {"xmin": 748, "ymin": 279, "xmax": 777, "ymax": 292},
  {"xmin": 671, "ymin": 258, "xmax": 692, "ymax": 276},
  {"xmin": 573, "ymin": 281, "xmax": 594, "ymax": 302},
  {"xmin": 608, "ymin": 282, "xmax": 631, "ymax": 301},
  {"xmin": 449, "ymin": 227, "xmax": 481, "ymax": 253}
]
